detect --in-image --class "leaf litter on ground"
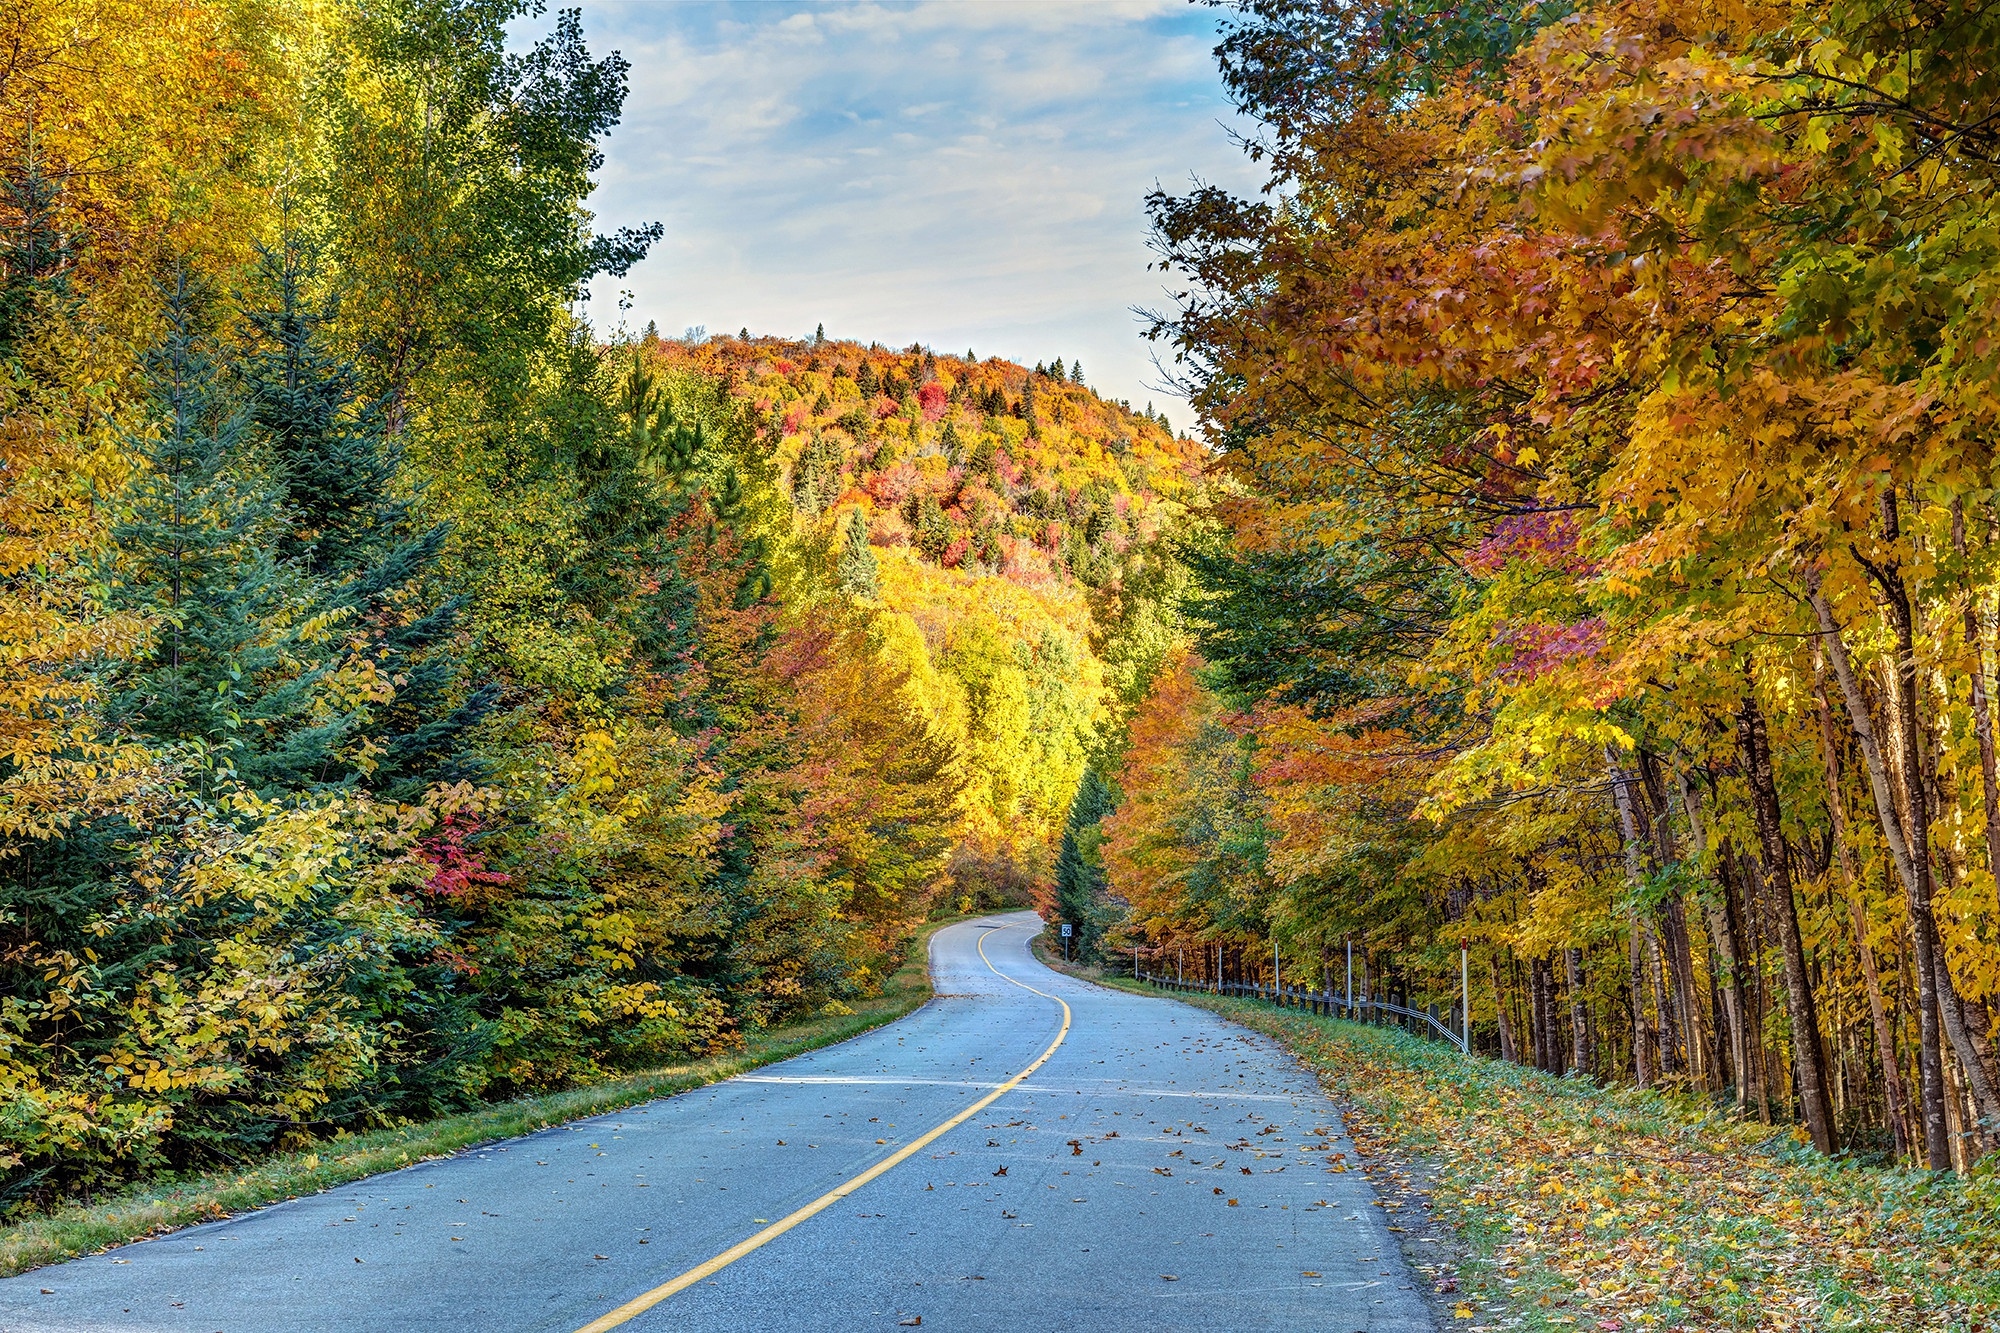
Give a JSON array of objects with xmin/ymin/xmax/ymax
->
[{"xmin": 1144, "ymin": 990, "xmax": 2000, "ymax": 1332}]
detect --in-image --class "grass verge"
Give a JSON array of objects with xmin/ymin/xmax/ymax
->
[
  {"xmin": 0, "ymin": 918, "xmax": 963, "ymax": 1278},
  {"xmin": 1093, "ymin": 971, "xmax": 2000, "ymax": 1332}
]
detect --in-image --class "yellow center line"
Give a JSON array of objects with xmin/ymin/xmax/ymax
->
[{"xmin": 572, "ymin": 922, "xmax": 1072, "ymax": 1333}]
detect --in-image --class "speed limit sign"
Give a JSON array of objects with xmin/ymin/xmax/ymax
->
[{"xmin": 1060, "ymin": 923, "xmax": 1073, "ymax": 937}]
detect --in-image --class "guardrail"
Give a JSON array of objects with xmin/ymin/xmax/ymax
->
[{"xmin": 1136, "ymin": 971, "xmax": 1470, "ymax": 1054}]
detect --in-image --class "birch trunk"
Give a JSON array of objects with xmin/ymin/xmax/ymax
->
[
  {"xmin": 1608, "ymin": 752, "xmax": 1655, "ymax": 1087},
  {"xmin": 1811, "ymin": 653, "xmax": 1914, "ymax": 1158},
  {"xmin": 1680, "ymin": 773, "xmax": 1751, "ymax": 1109},
  {"xmin": 1806, "ymin": 563, "xmax": 1953, "ymax": 1168}
]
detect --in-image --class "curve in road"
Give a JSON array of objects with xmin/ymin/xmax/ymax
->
[{"xmin": 0, "ymin": 913, "xmax": 1434, "ymax": 1333}]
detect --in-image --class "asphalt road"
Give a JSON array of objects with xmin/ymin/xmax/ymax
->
[{"xmin": 0, "ymin": 912, "xmax": 1434, "ymax": 1333}]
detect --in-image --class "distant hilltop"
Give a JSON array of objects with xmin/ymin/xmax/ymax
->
[{"xmin": 644, "ymin": 331, "xmax": 1203, "ymax": 592}]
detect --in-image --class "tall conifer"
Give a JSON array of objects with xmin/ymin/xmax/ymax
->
[{"xmin": 237, "ymin": 238, "xmax": 494, "ymax": 799}]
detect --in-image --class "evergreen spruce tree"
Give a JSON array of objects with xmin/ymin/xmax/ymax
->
[
  {"xmin": 836, "ymin": 508, "xmax": 879, "ymax": 599},
  {"xmin": 940, "ymin": 420, "xmax": 964, "ymax": 466},
  {"xmin": 106, "ymin": 271, "xmax": 324, "ymax": 793},
  {"xmin": 1054, "ymin": 768, "xmax": 1114, "ymax": 960},
  {"xmin": 236, "ymin": 237, "xmax": 494, "ymax": 799},
  {"xmin": 1069, "ymin": 360, "xmax": 1085, "ymax": 385},
  {"xmin": 915, "ymin": 495, "xmax": 952, "ymax": 561},
  {"xmin": 969, "ymin": 434, "xmax": 997, "ymax": 480}
]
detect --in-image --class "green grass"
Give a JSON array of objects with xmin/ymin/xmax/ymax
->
[{"xmin": 0, "ymin": 919, "xmax": 961, "ymax": 1278}]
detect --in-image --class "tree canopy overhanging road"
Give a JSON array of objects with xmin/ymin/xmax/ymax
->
[{"xmin": 0, "ymin": 914, "xmax": 1431, "ymax": 1333}]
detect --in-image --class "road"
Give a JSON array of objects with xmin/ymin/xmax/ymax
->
[{"xmin": 0, "ymin": 912, "xmax": 1434, "ymax": 1333}]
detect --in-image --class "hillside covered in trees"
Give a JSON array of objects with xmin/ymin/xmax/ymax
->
[
  {"xmin": 0, "ymin": 0, "xmax": 1197, "ymax": 1212},
  {"xmin": 1104, "ymin": 0, "xmax": 2000, "ymax": 1174}
]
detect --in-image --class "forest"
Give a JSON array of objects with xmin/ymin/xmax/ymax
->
[
  {"xmin": 7, "ymin": 0, "xmax": 1999, "ymax": 1238},
  {"xmin": 1105, "ymin": 0, "xmax": 2000, "ymax": 1173},
  {"xmin": 0, "ymin": 0, "xmax": 1196, "ymax": 1211}
]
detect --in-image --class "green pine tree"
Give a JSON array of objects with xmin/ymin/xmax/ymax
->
[
  {"xmin": 106, "ymin": 272, "xmax": 321, "ymax": 793},
  {"xmin": 836, "ymin": 508, "xmax": 879, "ymax": 599},
  {"xmin": 237, "ymin": 237, "xmax": 494, "ymax": 798},
  {"xmin": 915, "ymin": 494, "xmax": 952, "ymax": 561},
  {"xmin": 968, "ymin": 435, "xmax": 997, "ymax": 479},
  {"xmin": 1054, "ymin": 768, "xmax": 1115, "ymax": 960}
]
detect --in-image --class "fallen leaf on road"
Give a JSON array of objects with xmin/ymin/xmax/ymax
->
[
  {"xmin": 1227, "ymin": 1199, "xmax": 1239, "ymax": 1206},
  {"xmin": 898, "ymin": 1318, "xmax": 921, "ymax": 1326},
  {"xmin": 1454, "ymin": 1303, "xmax": 1474, "ymax": 1319},
  {"xmin": 993, "ymin": 1166, "xmax": 1007, "ymax": 1176},
  {"xmin": 1161, "ymin": 1275, "xmax": 1178, "ymax": 1281},
  {"xmin": 1302, "ymin": 1271, "xmax": 1320, "ymax": 1277},
  {"xmin": 594, "ymin": 1255, "xmax": 608, "ymax": 1261}
]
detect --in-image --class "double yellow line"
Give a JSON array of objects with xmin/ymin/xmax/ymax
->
[{"xmin": 574, "ymin": 924, "xmax": 1072, "ymax": 1333}]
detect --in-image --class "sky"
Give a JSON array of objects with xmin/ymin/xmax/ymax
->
[{"xmin": 515, "ymin": 1, "xmax": 1267, "ymax": 417}]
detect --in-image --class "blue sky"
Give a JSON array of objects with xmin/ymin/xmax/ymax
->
[{"xmin": 520, "ymin": 1, "xmax": 1265, "ymax": 416}]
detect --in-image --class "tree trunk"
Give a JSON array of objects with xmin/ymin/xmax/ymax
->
[
  {"xmin": 1641, "ymin": 753, "xmax": 1711, "ymax": 1085},
  {"xmin": 1490, "ymin": 954, "xmax": 1517, "ymax": 1063},
  {"xmin": 1680, "ymin": 773, "xmax": 1751, "ymax": 1104},
  {"xmin": 1721, "ymin": 841, "xmax": 1772, "ymax": 1121},
  {"xmin": 1866, "ymin": 519, "xmax": 2000, "ymax": 1151},
  {"xmin": 1807, "ymin": 564, "xmax": 1953, "ymax": 1168},
  {"xmin": 1608, "ymin": 752, "xmax": 1655, "ymax": 1088},
  {"xmin": 1953, "ymin": 500, "xmax": 2000, "ymax": 915},
  {"xmin": 1537, "ymin": 957, "xmax": 1566, "ymax": 1073},
  {"xmin": 1566, "ymin": 947, "xmax": 1594, "ymax": 1075},
  {"xmin": 1811, "ymin": 651, "xmax": 1914, "ymax": 1158},
  {"xmin": 1738, "ymin": 690, "xmax": 1840, "ymax": 1153}
]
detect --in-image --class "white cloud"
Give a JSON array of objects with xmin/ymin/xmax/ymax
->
[{"xmin": 524, "ymin": 0, "xmax": 1266, "ymax": 413}]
